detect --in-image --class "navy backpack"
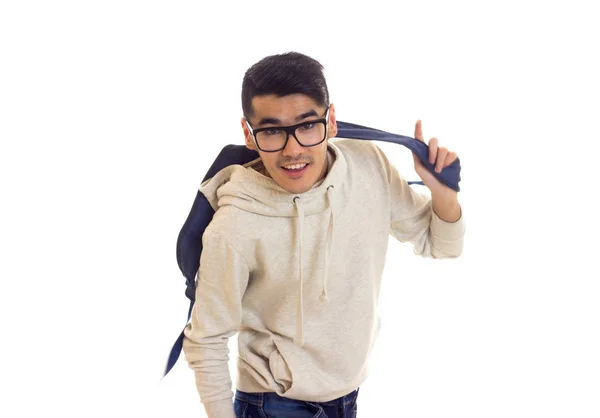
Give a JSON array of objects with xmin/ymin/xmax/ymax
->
[{"xmin": 164, "ymin": 120, "xmax": 461, "ymax": 377}]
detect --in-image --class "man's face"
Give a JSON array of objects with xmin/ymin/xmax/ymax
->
[{"xmin": 241, "ymin": 94, "xmax": 337, "ymax": 194}]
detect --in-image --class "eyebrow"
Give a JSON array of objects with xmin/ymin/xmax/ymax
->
[{"xmin": 257, "ymin": 109, "xmax": 320, "ymax": 127}]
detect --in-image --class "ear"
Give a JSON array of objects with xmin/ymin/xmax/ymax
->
[
  {"xmin": 241, "ymin": 117, "xmax": 257, "ymax": 151},
  {"xmin": 327, "ymin": 103, "xmax": 338, "ymax": 139}
]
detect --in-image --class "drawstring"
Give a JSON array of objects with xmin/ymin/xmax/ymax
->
[
  {"xmin": 293, "ymin": 186, "xmax": 336, "ymax": 347},
  {"xmin": 293, "ymin": 196, "xmax": 305, "ymax": 347},
  {"xmin": 322, "ymin": 185, "xmax": 335, "ymax": 302}
]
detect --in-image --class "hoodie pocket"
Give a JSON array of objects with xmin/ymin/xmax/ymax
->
[{"xmin": 268, "ymin": 340, "xmax": 293, "ymax": 393}]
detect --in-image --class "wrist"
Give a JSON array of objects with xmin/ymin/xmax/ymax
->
[{"xmin": 431, "ymin": 190, "xmax": 461, "ymax": 223}]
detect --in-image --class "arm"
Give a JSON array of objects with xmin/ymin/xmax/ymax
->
[
  {"xmin": 182, "ymin": 230, "xmax": 250, "ymax": 418},
  {"xmin": 387, "ymin": 160, "xmax": 465, "ymax": 258},
  {"xmin": 384, "ymin": 120, "xmax": 465, "ymax": 258},
  {"xmin": 412, "ymin": 119, "xmax": 462, "ymax": 225}
]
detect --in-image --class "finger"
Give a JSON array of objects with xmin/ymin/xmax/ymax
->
[
  {"xmin": 428, "ymin": 137, "xmax": 438, "ymax": 164},
  {"xmin": 435, "ymin": 147, "xmax": 448, "ymax": 173},
  {"xmin": 444, "ymin": 151, "xmax": 458, "ymax": 168},
  {"xmin": 414, "ymin": 120, "xmax": 424, "ymax": 142}
]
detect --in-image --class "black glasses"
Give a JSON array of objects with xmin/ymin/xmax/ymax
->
[{"xmin": 246, "ymin": 108, "xmax": 330, "ymax": 152}]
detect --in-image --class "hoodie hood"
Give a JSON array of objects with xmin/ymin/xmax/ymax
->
[
  {"xmin": 199, "ymin": 142, "xmax": 349, "ymax": 346},
  {"xmin": 200, "ymin": 143, "xmax": 347, "ymax": 216}
]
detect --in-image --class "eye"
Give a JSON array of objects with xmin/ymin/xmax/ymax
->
[
  {"xmin": 299, "ymin": 122, "xmax": 316, "ymax": 131},
  {"xmin": 264, "ymin": 128, "xmax": 282, "ymax": 136}
]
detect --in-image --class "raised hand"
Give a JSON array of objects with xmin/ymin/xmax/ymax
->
[{"xmin": 412, "ymin": 120, "xmax": 461, "ymax": 222}]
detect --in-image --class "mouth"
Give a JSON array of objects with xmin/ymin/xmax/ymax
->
[{"xmin": 281, "ymin": 162, "xmax": 310, "ymax": 178}]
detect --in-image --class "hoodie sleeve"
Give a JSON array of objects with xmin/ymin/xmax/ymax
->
[
  {"xmin": 182, "ymin": 230, "xmax": 251, "ymax": 418},
  {"xmin": 374, "ymin": 145, "xmax": 466, "ymax": 258}
]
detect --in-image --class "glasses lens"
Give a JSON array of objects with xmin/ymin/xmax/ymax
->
[
  {"xmin": 255, "ymin": 121, "xmax": 326, "ymax": 151},
  {"xmin": 256, "ymin": 129, "xmax": 287, "ymax": 151},
  {"xmin": 295, "ymin": 121, "xmax": 326, "ymax": 146}
]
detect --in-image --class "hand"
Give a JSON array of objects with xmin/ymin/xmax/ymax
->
[
  {"xmin": 412, "ymin": 120, "xmax": 458, "ymax": 195},
  {"xmin": 413, "ymin": 120, "xmax": 461, "ymax": 222}
]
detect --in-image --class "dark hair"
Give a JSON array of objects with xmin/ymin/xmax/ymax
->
[{"xmin": 241, "ymin": 52, "xmax": 330, "ymax": 118}]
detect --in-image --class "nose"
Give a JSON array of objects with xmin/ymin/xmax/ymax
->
[{"xmin": 282, "ymin": 133, "xmax": 303, "ymax": 157}]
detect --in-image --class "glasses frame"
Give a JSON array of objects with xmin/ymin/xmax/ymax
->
[{"xmin": 245, "ymin": 107, "xmax": 330, "ymax": 153}]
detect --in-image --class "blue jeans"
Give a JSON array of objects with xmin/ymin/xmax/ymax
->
[{"xmin": 234, "ymin": 388, "xmax": 359, "ymax": 418}]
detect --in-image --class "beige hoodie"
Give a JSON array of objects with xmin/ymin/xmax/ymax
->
[{"xmin": 183, "ymin": 138, "xmax": 465, "ymax": 418}]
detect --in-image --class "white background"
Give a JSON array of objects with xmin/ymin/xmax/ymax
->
[{"xmin": 1, "ymin": 1, "xmax": 599, "ymax": 417}]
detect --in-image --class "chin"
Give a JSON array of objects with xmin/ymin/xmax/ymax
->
[{"xmin": 270, "ymin": 167, "xmax": 316, "ymax": 195}]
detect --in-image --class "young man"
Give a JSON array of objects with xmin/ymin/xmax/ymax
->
[{"xmin": 182, "ymin": 52, "xmax": 465, "ymax": 418}]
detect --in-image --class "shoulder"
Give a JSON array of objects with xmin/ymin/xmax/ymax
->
[
  {"xmin": 332, "ymin": 138, "xmax": 390, "ymax": 165},
  {"xmin": 206, "ymin": 205, "xmax": 251, "ymax": 236},
  {"xmin": 331, "ymin": 137, "xmax": 381, "ymax": 154},
  {"xmin": 331, "ymin": 138, "xmax": 392, "ymax": 179},
  {"xmin": 204, "ymin": 205, "xmax": 258, "ymax": 255}
]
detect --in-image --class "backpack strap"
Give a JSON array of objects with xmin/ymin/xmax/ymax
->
[{"xmin": 163, "ymin": 121, "xmax": 462, "ymax": 377}]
